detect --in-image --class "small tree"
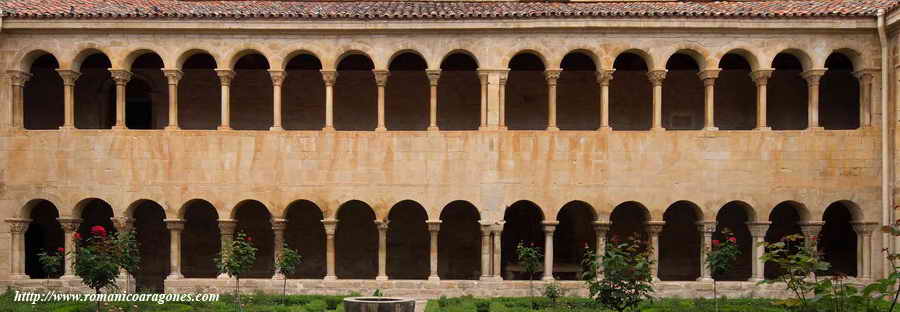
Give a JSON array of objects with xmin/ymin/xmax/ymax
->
[
  {"xmin": 72, "ymin": 226, "xmax": 121, "ymax": 312},
  {"xmin": 706, "ymin": 228, "xmax": 741, "ymax": 312},
  {"xmin": 37, "ymin": 247, "xmax": 64, "ymax": 289},
  {"xmin": 215, "ymin": 232, "xmax": 258, "ymax": 311},
  {"xmin": 515, "ymin": 242, "xmax": 543, "ymax": 308},
  {"xmin": 758, "ymin": 233, "xmax": 830, "ymax": 311},
  {"xmin": 274, "ymin": 243, "xmax": 303, "ymax": 305},
  {"xmin": 111, "ymin": 231, "xmax": 140, "ymax": 293},
  {"xmin": 582, "ymin": 236, "xmax": 654, "ymax": 312}
]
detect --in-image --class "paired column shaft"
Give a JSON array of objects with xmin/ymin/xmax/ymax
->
[
  {"xmin": 217, "ymin": 219, "xmax": 238, "ymax": 279},
  {"xmin": 593, "ymin": 222, "xmax": 611, "ymax": 278},
  {"xmin": 5, "ymin": 219, "xmax": 31, "ymax": 279},
  {"xmin": 427, "ymin": 70, "xmax": 441, "ymax": 131},
  {"xmin": 477, "ymin": 71, "xmax": 489, "ymax": 129},
  {"xmin": 6, "ymin": 71, "xmax": 31, "ymax": 130},
  {"xmin": 215, "ymin": 70, "xmax": 236, "ymax": 130},
  {"xmin": 375, "ymin": 220, "xmax": 389, "ymax": 280},
  {"xmin": 479, "ymin": 222, "xmax": 492, "ymax": 280},
  {"xmin": 647, "ymin": 70, "xmax": 667, "ymax": 131},
  {"xmin": 162, "ymin": 69, "xmax": 183, "ymax": 130},
  {"xmin": 492, "ymin": 222, "xmax": 504, "ymax": 280},
  {"xmin": 802, "ymin": 69, "xmax": 826, "ymax": 130},
  {"xmin": 164, "ymin": 219, "xmax": 185, "ymax": 279},
  {"xmin": 321, "ymin": 71, "xmax": 338, "ymax": 131},
  {"xmin": 57, "ymin": 218, "xmax": 82, "ymax": 279},
  {"xmin": 374, "ymin": 70, "xmax": 389, "ymax": 131},
  {"xmin": 699, "ymin": 70, "xmax": 720, "ymax": 131},
  {"xmin": 751, "ymin": 70, "xmax": 773, "ymax": 131},
  {"xmin": 272, "ymin": 218, "xmax": 287, "ymax": 279},
  {"xmin": 427, "ymin": 220, "xmax": 441, "ymax": 281},
  {"xmin": 851, "ymin": 222, "xmax": 876, "ymax": 280},
  {"xmin": 697, "ymin": 221, "xmax": 716, "ymax": 282},
  {"xmin": 646, "ymin": 221, "xmax": 665, "ymax": 281},
  {"xmin": 322, "ymin": 219, "xmax": 338, "ymax": 280},
  {"xmin": 746, "ymin": 221, "xmax": 771, "ymax": 281},
  {"xmin": 269, "ymin": 70, "xmax": 286, "ymax": 131},
  {"xmin": 56, "ymin": 70, "xmax": 81, "ymax": 130},
  {"xmin": 545, "ymin": 69, "xmax": 561, "ymax": 131},
  {"xmin": 854, "ymin": 70, "xmax": 875, "ymax": 128}
]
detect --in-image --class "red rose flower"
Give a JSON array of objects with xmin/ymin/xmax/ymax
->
[
  {"xmin": 246, "ymin": 236, "xmax": 252, "ymax": 242},
  {"xmin": 73, "ymin": 232, "xmax": 82, "ymax": 240},
  {"xmin": 90, "ymin": 225, "xmax": 107, "ymax": 237},
  {"xmin": 583, "ymin": 242, "xmax": 589, "ymax": 249},
  {"xmin": 728, "ymin": 237, "xmax": 737, "ymax": 243},
  {"xmin": 712, "ymin": 239, "xmax": 721, "ymax": 246},
  {"xmin": 811, "ymin": 236, "xmax": 818, "ymax": 241},
  {"xmin": 57, "ymin": 247, "xmax": 64, "ymax": 253}
]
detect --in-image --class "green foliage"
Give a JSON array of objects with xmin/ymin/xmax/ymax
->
[
  {"xmin": 707, "ymin": 228, "xmax": 741, "ymax": 311},
  {"xmin": 37, "ymin": 247, "xmax": 64, "ymax": 278},
  {"xmin": 475, "ymin": 300, "xmax": 491, "ymax": 312},
  {"xmin": 72, "ymin": 226, "xmax": 121, "ymax": 294},
  {"xmin": 542, "ymin": 281, "xmax": 562, "ymax": 304},
  {"xmin": 516, "ymin": 241, "xmax": 543, "ymax": 304},
  {"xmin": 581, "ymin": 237, "xmax": 654, "ymax": 312},
  {"xmin": 758, "ymin": 234, "xmax": 830, "ymax": 311},
  {"xmin": 372, "ymin": 289, "xmax": 383, "ymax": 297},
  {"xmin": 111, "ymin": 230, "xmax": 141, "ymax": 278},
  {"xmin": 215, "ymin": 232, "xmax": 258, "ymax": 279},
  {"xmin": 275, "ymin": 243, "xmax": 303, "ymax": 276}
]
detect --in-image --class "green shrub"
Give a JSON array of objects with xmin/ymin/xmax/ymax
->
[{"xmin": 305, "ymin": 299, "xmax": 328, "ymax": 312}]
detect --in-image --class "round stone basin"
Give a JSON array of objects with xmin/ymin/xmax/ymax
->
[{"xmin": 343, "ymin": 297, "xmax": 416, "ymax": 312}]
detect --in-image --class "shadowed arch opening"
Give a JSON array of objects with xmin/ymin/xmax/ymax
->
[
  {"xmin": 387, "ymin": 200, "xmax": 429, "ymax": 279},
  {"xmin": 335, "ymin": 200, "xmax": 377, "ymax": 279},
  {"xmin": 335, "ymin": 54, "xmax": 376, "ymax": 131},
  {"xmin": 554, "ymin": 201, "xmax": 597, "ymax": 280},
  {"xmin": 438, "ymin": 200, "xmax": 481, "ymax": 279},
  {"xmin": 506, "ymin": 53, "xmax": 548, "ymax": 130},
  {"xmin": 24, "ymin": 200, "xmax": 63, "ymax": 278},
  {"xmin": 127, "ymin": 53, "xmax": 167, "ymax": 129},
  {"xmin": 765, "ymin": 201, "xmax": 805, "ymax": 278},
  {"xmin": 23, "ymin": 54, "xmax": 64, "ymax": 129},
  {"xmin": 609, "ymin": 201, "xmax": 649, "ymax": 243},
  {"xmin": 659, "ymin": 201, "xmax": 701, "ymax": 281},
  {"xmin": 501, "ymin": 200, "xmax": 545, "ymax": 280},
  {"xmin": 179, "ymin": 53, "xmax": 220, "ymax": 129},
  {"xmin": 714, "ymin": 201, "xmax": 753, "ymax": 280},
  {"xmin": 131, "ymin": 200, "xmax": 169, "ymax": 291},
  {"xmin": 387, "ymin": 53, "xmax": 429, "ymax": 130},
  {"xmin": 820, "ymin": 53, "xmax": 860, "ymax": 130},
  {"xmin": 716, "ymin": 54, "xmax": 756, "ymax": 130},
  {"xmin": 820, "ymin": 201, "xmax": 858, "ymax": 276},
  {"xmin": 284, "ymin": 200, "xmax": 326, "ymax": 278},
  {"xmin": 76, "ymin": 199, "xmax": 116, "ymax": 240},
  {"xmin": 439, "ymin": 53, "xmax": 480, "ymax": 130},
  {"xmin": 181, "ymin": 199, "xmax": 220, "ymax": 278},
  {"xmin": 234, "ymin": 200, "xmax": 274, "ymax": 278},
  {"xmin": 558, "ymin": 52, "xmax": 599, "ymax": 130},
  {"xmin": 663, "ymin": 54, "xmax": 703, "ymax": 130},
  {"xmin": 610, "ymin": 53, "xmax": 651, "ymax": 130},
  {"xmin": 231, "ymin": 54, "xmax": 272, "ymax": 130},
  {"xmin": 75, "ymin": 53, "xmax": 115, "ymax": 129},
  {"xmin": 769, "ymin": 53, "xmax": 808, "ymax": 130},
  {"xmin": 284, "ymin": 54, "xmax": 325, "ymax": 130}
]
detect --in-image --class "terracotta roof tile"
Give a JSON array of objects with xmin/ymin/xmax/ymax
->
[{"xmin": 0, "ymin": 0, "xmax": 894, "ymax": 20}]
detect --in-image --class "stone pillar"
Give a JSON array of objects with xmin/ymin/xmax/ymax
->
[
  {"xmin": 5, "ymin": 218, "xmax": 31, "ymax": 280},
  {"xmin": 215, "ymin": 69, "xmax": 236, "ymax": 130},
  {"xmin": 479, "ymin": 221, "xmax": 492, "ymax": 280},
  {"xmin": 854, "ymin": 70, "xmax": 875, "ymax": 128},
  {"xmin": 109, "ymin": 69, "xmax": 132, "ymax": 129},
  {"xmin": 750, "ymin": 69, "xmax": 773, "ymax": 131},
  {"xmin": 851, "ymin": 221, "xmax": 877, "ymax": 280},
  {"xmin": 801, "ymin": 69, "xmax": 826, "ymax": 131},
  {"xmin": 646, "ymin": 221, "xmax": 665, "ymax": 281},
  {"xmin": 373, "ymin": 70, "xmax": 389, "ymax": 131},
  {"xmin": 111, "ymin": 217, "xmax": 134, "ymax": 233},
  {"xmin": 57, "ymin": 218, "xmax": 82, "ymax": 279},
  {"xmin": 272, "ymin": 218, "xmax": 287, "ymax": 280},
  {"xmin": 492, "ymin": 221, "xmax": 504, "ymax": 281},
  {"xmin": 162, "ymin": 69, "xmax": 183, "ymax": 130},
  {"xmin": 217, "ymin": 219, "xmax": 238, "ymax": 279},
  {"xmin": 426, "ymin": 220, "xmax": 441, "ymax": 281},
  {"xmin": 697, "ymin": 221, "xmax": 716, "ymax": 282},
  {"xmin": 269, "ymin": 70, "xmax": 287, "ymax": 131},
  {"xmin": 164, "ymin": 219, "xmax": 185, "ymax": 280},
  {"xmin": 375, "ymin": 220, "xmax": 389, "ymax": 281},
  {"xmin": 647, "ymin": 70, "xmax": 667, "ymax": 131},
  {"xmin": 426, "ymin": 70, "xmax": 441, "ymax": 131},
  {"xmin": 56, "ymin": 70, "xmax": 81, "ymax": 130},
  {"xmin": 592, "ymin": 221, "xmax": 611, "ymax": 278},
  {"xmin": 321, "ymin": 70, "xmax": 338, "ymax": 131},
  {"xmin": 746, "ymin": 221, "xmax": 771, "ymax": 282},
  {"xmin": 477, "ymin": 70, "xmax": 489, "ymax": 130},
  {"xmin": 799, "ymin": 221, "xmax": 825, "ymax": 247},
  {"xmin": 497, "ymin": 70, "xmax": 509, "ymax": 130},
  {"xmin": 698, "ymin": 69, "xmax": 720, "ymax": 131},
  {"xmin": 322, "ymin": 219, "xmax": 338, "ymax": 280},
  {"xmin": 6, "ymin": 70, "xmax": 31, "ymax": 130},
  {"xmin": 596, "ymin": 70, "xmax": 614, "ymax": 131},
  {"xmin": 542, "ymin": 221, "xmax": 558, "ymax": 281},
  {"xmin": 545, "ymin": 69, "xmax": 561, "ymax": 131}
]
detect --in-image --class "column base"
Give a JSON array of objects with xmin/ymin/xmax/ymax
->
[
  {"xmin": 59, "ymin": 125, "xmax": 75, "ymax": 131},
  {"xmin": 427, "ymin": 126, "xmax": 439, "ymax": 132},
  {"xmin": 696, "ymin": 277, "xmax": 714, "ymax": 282},
  {"xmin": 478, "ymin": 126, "xmax": 496, "ymax": 131},
  {"xmin": 322, "ymin": 126, "xmax": 335, "ymax": 132},
  {"xmin": 703, "ymin": 127, "xmax": 719, "ymax": 131},
  {"xmin": 269, "ymin": 126, "xmax": 284, "ymax": 132},
  {"xmin": 217, "ymin": 273, "xmax": 231, "ymax": 279},
  {"xmin": 164, "ymin": 126, "xmax": 180, "ymax": 131},
  {"xmin": 806, "ymin": 126, "xmax": 825, "ymax": 132},
  {"xmin": 428, "ymin": 276, "xmax": 440, "ymax": 282},
  {"xmin": 490, "ymin": 276, "xmax": 503, "ymax": 282},
  {"xmin": 165, "ymin": 273, "xmax": 183, "ymax": 280},
  {"xmin": 216, "ymin": 126, "xmax": 232, "ymax": 131},
  {"xmin": 323, "ymin": 275, "xmax": 337, "ymax": 281},
  {"xmin": 650, "ymin": 127, "xmax": 666, "ymax": 132},
  {"xmin": 479, "ymin": 276, "xmax": 493, "ymax": 281},
  {"xmin": 375, "ymin": 127, "xmax": 387, "ymax": 132},
  {"xmin": 652, "ymin": 277, "xmax": 661, "ymax": 282},
  {"xmin": 748, "ymin": 278, "xmax": 764, "ymax": 283},
  {"xmin": 754, "ymin": 126, "xmax": 772, "ymax": 131},
  {"xmin": 375, "ymin": 275, "xmax": 388, "ymax": 281},
  {"xmin": 8, "ymin": 274, "xmax": 29, "ymax": 280},
  {"xmin": 272, "ymin": 273, "xmax": 286, "ymax": 280},
  {"xmin": 546, "ymin": 126, "xmax": 560, "ymax": 132},
  {"xmin": 60, "ymin": 274, "xmax": 78, "ymax": 281},
  {"xmin": 541, "ymin": 276, "xmax": 555, "ymax": 281},
  {"xmin": 112, "ymin": 125, "xmax": 126, "ymax": 130},
  {"xmin": 598, "ymin": 126, "xmax": 612, "ymax": 132}
]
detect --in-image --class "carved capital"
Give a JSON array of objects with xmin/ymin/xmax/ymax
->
[
  {"xmin": 698, "ymin": 69, "xmax": 720, "ymax": 87},
  {"xmin": 373, "ymin": 70, "xmax": 390, "ymax": 87},
  {"xmin": 268, "ymin": 70, "xmax": 287, "ymax": 86},
  {"xmin": 320, "ymin": 70, "xmax": 339, "ymax": 86},
  {"xmin": 696, "ymin": 221, "xmax": 717, "ymax": 233},
  {"xmin": 5, "ymin": 218, "xmax": 31, "ymax": 234},
  {"xmin": 645, "ymin": 221, "xmax": 666, "ymax": 234},
  {"xmin": 853, "ymin": 69, "xmax": 877, "ymax": 83},
  {"xmin": 492, "ymin": 220, "xmax": 505, "ymax": 234},
  {"xmin": 798, "ymin": 220, "xmax": 826, "ymax": 239},
  {"xmin": 218, "ymin": 219, "xmax": 238, "ymax": 235},
  {"xmin": 477, "ymin": 71, "xmax": 490, "ymax": 85},
  {"xmin": 426, "ymin": 220, "xmax": 442, "ymax": 232},
  {"xmin": 801, "ymin": 69, "xmax": 827, "ymax": 86},
  {"xmin": 164, "ymin": 219, "xmax": 185, "ymax": 231},
  {"xmin": 6, "ymin": 70, "xmax": 32, "ymax": 87},
  {"xmin": 750, "ymin": 69, "xmax": 774, "ymax": 86},
  {"xmin": 745, "ymin": 221, "xmax": 772, "ymax": 237},
  {"xmin": 321, "ymin": 219, "xmax": 338, "ymax": 236},
  {"xmin": 109, "ymin": 69, "xmax": 133, "ymax": 85},
  {"xmin": 851, "ymin": 221, "xmax": 878, "ymax": 235},
  {"xmin": 544, "ymin": 69, "xmax": 562, "ymax": 85},
  {"xmin": 271, "ymin": 218, "xmax": 288, "ymax": 231},
  {"xmin": 111, "ymin": 217, "xmax": 135, "ymax": 232},
  {"xmin": 57, "ymin": 218, "xmax": 83, "ymax": 233},
  {"xmin": 215, "ymin": 69, "xmax": 236, "ymax": 86},
  {"xmin": 593, "ymin": 221, "xmax": 612, "ymax": 234},
  {"xmin": 646, "ymin": 70, "xmax": 667, "ymax": 86},
  {"xmin": 426, "ymin": 69, "xmax": 441, "ymax": 86},
  {"xmin": 375, "ymin": 219, "xmax": 390, "ymax": 231},
  {"xmin": 162, "ymin": 69, "xmax": 183, "ymax": 85},
  {"xmin": 55, "ymin": 69, "xmax": 82, "ymax": 86},
  {"xmin": 542, "ymin": 221, "xmax": 559, "ymax": 233},
  {"xmin": 596, "ymin": 69, "xmax": 615, "ymax": 86}
]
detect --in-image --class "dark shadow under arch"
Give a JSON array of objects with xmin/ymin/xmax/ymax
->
[
  {"xmin": 334, "ymin": 55, "xmax": 376, "ymax": 131},
  {"xmin": 387, "ymin": 200, "xmax": 429, "ymax": 279},
  {"xmin": 284, "ymin": 200, "xmax": 326, "ymax": 278},
  {"xmin": 23, "ymin": 54, "xmax": 64, "ymax": 130},
  {"xmin": 554, "ymin": 201, "xmax": 596, "ymax": 280},
  {"xmin": 438, "ymin": 201, "xmax": 481, "ymax": 279},
  {"xmin": 610, "ymin": 53, "xmax": 651, "ymax": 130},
  {"xmin": 181, "ymin": 199, "xmax": 220, "ymax": 278},
  {"xmin": 335, "ymin": 200, "xmax": 377, "ymax": 279},
  {"xmin": 179, "ymin": 54, "xmax": 220, "ymax": 130},
  {"xmin": 132, "ymin": 200, "xmax": 169, "ymax": 291},
  {"xmin": 716, "ymin": 54, "xmax": 756, "ymax": 130},
  {"xmin": 821, "ymin": 201, "xmax": 857, "ymax": 276},
  {"xmin": 501, "ymin": 200, "xmax": 544, "ymax": 280},
  {"xmin": 506, "ymin": 53, "xmax": 547, "ymax": 130},
  {"xmin": 714, "ymin": 201, "xmax": 753, "ymax": 280},
  {"xmin": 234, "ymin": 200, "xmax": 274, "ymax": 278},
  {"xmin": 765, "ymin": 201, "xmax": 804, "ymax": 278},
  {"xmin": 438, "ymin": 53, "xmax": 480, "ymax": 130},
  {"xmin": 558, "ymin": 53, "xmax": 599, "ymax": 130},
  {"xmin": 283, "ymin": 55, "xmax": 325, "ymax": 130},
  {"xmin": 659, "ymin": 201, "xmax": 701, "ymax": 281},
  {"xmin": 25, "ymin": 200, "xmax": 63, "ymax": 278}
]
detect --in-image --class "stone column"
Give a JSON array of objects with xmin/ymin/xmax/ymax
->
[
  {"xmin": 479, "ymin": 221, "xmax": 493, "ymax": 280},
  {"xmin": 375, "ymin": 220, "xmax": 389, "ymax": 280},
  {"xmin": 697, "ymin": 221, "xmax": 717, "ymax": 282},
  {"xmin": 854, "ymin": 70, "xmax": 875, "ymax": 128},
  {"xmin": 322, "ymin": 219, "xmax": 338, "ymax": 280},
  {"xmin": 217, "ymin": 219, "xmax": 238, "ymax": 279},
  {"xmin": 57, "ymin": 218, "xmax": 82, "ymax": 279},
  {"xmin": 647, "ymin": 70, "xmax": 667, "ymax": 131},
  {"xmin": 373, "ymin": 70, "xmax": 389, "ymax": 132},
  {"xmin": 497, "ymin": 70, "xmax": 509, "ymax": 130},
  {"xmin": 799, "ymin": 221, "xmax": 825, "ymax": 247},
  {"xmin": 545, "ymin": 69, "xmax": 562, "ymax": 131},
  {"xmin": 698, "ymin": 69, "xmax": 720, "ymax": 131},
  {"xmin": 269, "ymin": 70, "xmax": 287, "ymax": 131},
  {"xmin": 162, "ymin": 69, "xmax": 183, "ymax": 130},
  {"xmin": 111, "ymin": 217, "xmax": 134, "ymax": 233},
  {"xmin": 56, "ymin": 70, "xmax": 81, "ymax": 130},
  {"xmin": 592, "ymin": 221, "xmax": 611, "ymax": 278},
  {"xmin": 164, "ymin": 219, "xmax": 185, "ymax": 280},
  {"xmin": 801, "ymin": 69, "xmax": 826, "ymax": 131},
  {"xmin": 746, "ymin": 221, "xmax": 771, "ymax": 282},
  {"xmin": 477, "ymin": 70, "xmax": 489, "ymax": 130},
  {"xmin": 542, "ymin": 221, "xmax": 559, "ymax": 281},
  {"xmin": 646, "ymin": 221, "xmax": 665, "ymax": 281},
  {"xmin": 596, "ymin": 70, "xmax": 614, "ymax": 131},
  {"xmin": 851, "ymin": 221, "xmax": 877, "ymax": 280},
  {"xmin": 215, "ymin": 69, "xmax": 236, "ymax": 130},
  {"xmin": 426, "ymin": 220, "xmax": 441, "ymax": 281},
  {"xmin": 272, "ymin": 218, "xmax": 287, "ymax": 280},
  {"xmin": 6, "ymin": 70, "xmax": 31, "ymax": 130},
  {"xmin": 426, "ymin": 70, "xmax": 441, "ymax": 131},
  {"xmin": 750, "ymin": 69, "xmax": 774, "ymax": 131},
  {"xmin": 5, "ymin": 218, "xmax": 31, "ymax": 280},
  {"xmin": 321, "ymin": 70, "xmax": 338, "ymax": 131},
  {"xmin": 109, "ymin": 69, "xmax": 132, "ymax": 129},
  {"xmin": 492, "ymin": 221, "xmax": 504, "ymax": 281}
]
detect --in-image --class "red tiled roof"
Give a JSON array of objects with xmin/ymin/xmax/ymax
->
[{"xmin": 0, "ymin": 0, "xmax": 895, "ymax": 20}]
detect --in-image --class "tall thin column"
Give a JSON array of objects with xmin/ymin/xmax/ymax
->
[
  {"xmin": 746, "ymin": 221, "xmax": 771, "ymax": 281},
  {"xmin": 5, "ymin": 218, "xmax": 30, "ymax": 280},
  {"xmin": 57, "ymin": 218, "xmax": 82, "ymax": 279},
  {"xmin": 647, "ymin": 70, "xmax": 667, "ymax": 131},
  {"xmin": 215, "ymin": 69, "xmax": 236, "ymax": 130},
  {"xmin": 164, "ymin": 219, "xmax": 185, "ymax": 280},
  {"xmin": 375, "ymin": 220, "xmax": 389, "ymax": 281},
  {"xmin": 851, "ymin": 222, "xmax": 876, "ymax": 280},
  {"xmin": 597, "ymin": 70, "xmax": 614, "ymax": 131},
  {"xmin": 697, "ymin": 221, "xmax": 716, "ymax": 282},
  {"xmin": 427, "ymin": 220, "xmax": 441, "ymax": 281},
  {"xmin": 269, "ymin": 70, "xmax": 287, "ymax": 131},
  {"xmin": 477, "ymin": 70, "xmax": 489, "ymax": 130},
  {"xmin": 492, "ymin": 221, "xmax": 504, "ymax": 281},
  {"xmin": 217, "ymin": 219, "xmax": 237, "ymax": 279},
  {"xmin": 542, "ymin": 221, "xmax": 558, "ymax": 280},
  {"xmin": 373, "ymin": 70, "xmax": 389, "ymax": 132},
  {"xmin": 854, "ymin": 70, "xmax": 875, "ymax": 128},
  {"xmin": 801, "ymin": 69, "xmax": 826, "ymax": 131},
  {"xmin": 646, "ymin": 221, "xmax": 665, "ymax": 281},
  {"xmin": 272, "ymin": 218, "xmax": 287, "ymax": 279},
  {"xmin": 162, "ymin": 69, "xmax": 183, "ymax": 130},
  {"xmin": 322, "ymin": 219, "xmax": 338, "ymax": 280},
  {"xmin": 6, "ymin": 70, "xmax": 31, "ymax": 130},
  {"xmin": 751, "ymin": 69, "xmax": 773, "ymax": 131},
  {"xmin": 545, "ymin": 69, "xmax": 561, "ymax": 131},
  {"xmin": 592, "ymin": 221, "xmax": 611, "ymax": 278},
  {"xmin": 427, "ymin": 70, "xmax": 441, "ymax": 131},
  {"xmin": 498, "ymin": 71, "xmax": 509, "ymax": 130},
  {"xmin": 109, "ymin": 70, "xmax": 132, "ymax": 129},
  {"xmin": 56, "ymin": 70, "xmax": 81, "ymax": 130},
  {"xmin": 698, "ymin": 69, "xmax": 720, "ymax": 131},
  {"xmin": 479, "ymin": 222, "xmax": 493, "ymax": 280},
  {"xmin": 321, "ymin": 70, "xmax": 338, "ymax": 131}
]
